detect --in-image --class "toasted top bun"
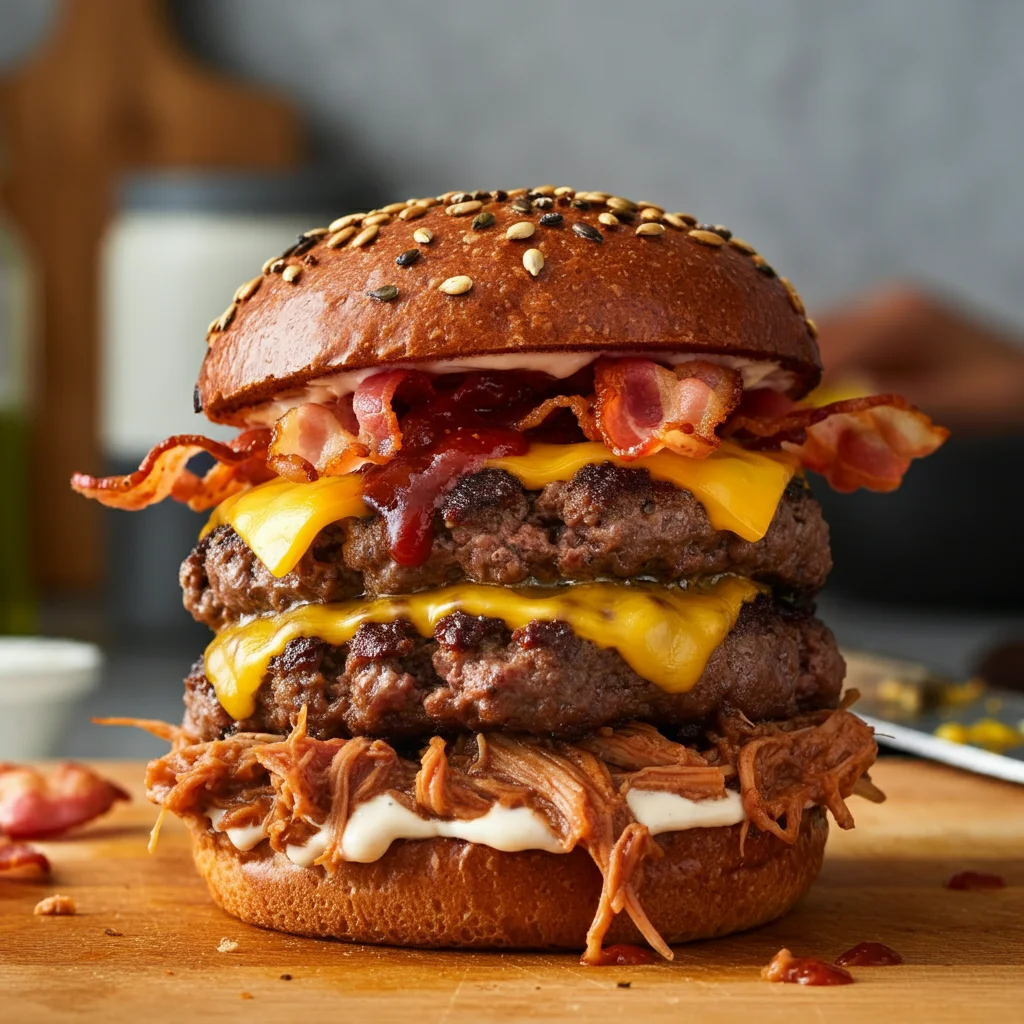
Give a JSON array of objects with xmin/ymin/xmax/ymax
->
[{"xmin": 196, "ymin": 188, "xmax": 820, "ymax": 423}]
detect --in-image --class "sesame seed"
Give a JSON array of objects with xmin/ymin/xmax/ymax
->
[
  {"xmin": 576, "ymin": 191, "xmax": 608, "ymax": 203},
  {"xmin": 712, "ymin": 224, "xmax": 733, "ymax": 240},
  {"xmin": 395, "ymin": 248, "xmax": 421, "ymax": 267},
  {"xmin": 637, "ymin": 203, "xmax": 663, "ymax": 214},
  {"xmin": 688, "ymin": 229, "xmax": 726, "ymax": 247},
  {"xmin": 216, "ymin": 304, "xmax": 236, "ymax": 330},
  {"xmin": 303, "ymin": 227, "xmax": 329, "ymax": 237},
  {"xmin": 472, "ymin": 190, "xmax": 491, "ymax": 201},
  {"xmin": 506, "ymin": 221, "xmax": 536, "ymax": 241},
  {"xmin": 326, "ymin": 226, "xmax": 357, "ymax": 248},
  {"xmin": 598, "ymin": 212, "xmax": 619, "ymax": 227},
  {"xmin": 328, "ymin": 213, "xmax": 364, "ymax": 232},
  {"xmin": 236, "ymin": 276, "xmax": 262, "ymax": 302},
  {"xmin": 532, "ymin": 184, "xmax": 556, "ymax": 196},
  {"xmin": 539, "ymin": 212, "xmax": 563, "ymax": 226},
  {"xmin": 554, "ymin": 186, "xmax": 575, "ymax": 197},
  {"xmin": 661, "ymin": 213, "xmax": 687, "ymax": 230},
  {"xmin": 636, "ymin": 222, "xmax": 666, "ymax": 236},
  {"xmin": 606, "ymin": 196, "xmax": 637, "ymax": 214},
  {"xmin": 281, "ymin": 265, "xmax": 302, "ymax": 283},
  {"xmin": 350, "ymin": 225, "xmax": 379, "ymax": 248},
  {"xmin": 472, "ymin": 211, "xmax": 496, "ymax": 230},
  {"xmin": 366, "ymin": 284, "xmax": 399, "ymax": 302},
  {"xmin": 207, "ymin": 317, "xmax": 219, "ymax": 336},
  {"xmin": 806, "ymin": 317, "xmax": 819, "ymax": 338},
  {"xmin": 446, "ymin": 200, "xmax": 483, "ymax": 217},
  {"xmin": 523, "ymin": 248, "xmax": 545, "ymax": 276},
  {"xmin": 413, "ymin": 227, "xmax": 434, "ymax": 244},
  {"xmin": 752, "ymin": 255, "xmax": 776, "ymax": 276},
  {"xmin": 269, "ymin": 259, "xmax": 286, "ymax": 274},
  {"xmin": 781, "ymin": 277, "xmax": 805, "ymax": 315},
  {"xmin": 510, "ymin": 197, "xmax": 533, "ymax": 214},
  {"xmin": 399, "ymin": 205, "xmax": 427, "ymax": 221},
  {"xmin": 672, "ymin": 212, "xmax": 698, "ymax": 226},
  {"xmin": 507, "ymin": 188, "xmax": 529, "ymax": 198},
  {"xmin": 572, "ymin": 222, "xmax": 603, "ymax": 243},
  {"xmin": 381, "ymin": 201, "xmax": 408, "ymax": 215},
  {"xmin": 448, "ymin": 192, "xmax": 472, "ymax": 204},
  {"xmin": 639, "ymin": 207, "xmax": 663, "ymax": 222},
  {"xmin": 728, "ymin": 237, "xmax": 757, "ymax": 255},
  {"xmin": 362, "ymin": 213, "xmax": 391, "ymax": 227},
  {"xmin": 439, "ymin": 275, "xmax": 473, "ymax": 295},
  {"xmin": 532, "ymin": 196, "xmax": 554, "ymax": 210},
  {"xmin": 416, "ymin": 197, "xmax": 441, "ymax": 208},
  {"xmin": 261, "ymin": 256, "xmax": 278, "ymax": 274}
]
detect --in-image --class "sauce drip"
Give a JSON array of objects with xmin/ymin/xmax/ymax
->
[
  {"xmin": 361, "ymin": 370, "xmax": 584, "ymax": 567},
  {"xmin": 835, "ymin": 941, "xmax": 903, "ymax": 967},
  {"xmin": 946, "ymin": 870, "xmax": 1006, "ymax": 891},
  {"xmin": 585, "ymin": 944, "xmax": 657, "ymax": 967},
  {"xmin": 761, "ymin": 948, "xmax": 854, "ymax": 986}
]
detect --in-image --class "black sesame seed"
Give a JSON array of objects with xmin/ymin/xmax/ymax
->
[
  {"xmin": 303, "ymin": 254, "xmax": 319, "ymax": 266},
  {"xmin": 755, "ymin": 261, "xmax": 776, "ymax": 277},
  {"xmin": 395, "ymin": 248, "xmax": 421, "ymax": 267},
  {"xmin": 511, "ymin": 197, "xmax": 532, "ymax": 214},
  {"xmin": 471, "ymin": 211, "xmax": 496, "ymax": 230},
  {"xmin": 572, "ymin": 222, "xmax": 603, "ymax": 243},
  {"xmin": 532, "ymin": 196, "xmax": 554, "ymax": 210},
  {"xmin": 472, "ymin": 189, "xmax": 490, "ymax": 201},
  {"xmin": 491, "ymin": 189, "xmax": 508, "ymax": 202},
  {"xmin": 712, "ymin": 224, "xmax": 733, "ymax": 240},
  {"xmin": 292, "ymin": 236, "xmax": 317, "ymax": 256},
  {"xmin": 450, "ymin": 192, "xmax": 472, "ymax": 204},
  {"xmin": 696, "ymin": 224, "xmax": 723, "ymax": 238},
  {"xmin": 193, "ymin": 385, "xmax": 202, "ymax": 413},
  {"xmin": 539, "ymin": 212, "xmax": 563, "ymax": 226},
  {"xmin": 367, "ymin": 284, "xmax": 399, "ymax": 302},
  {"xmin": 269, "ymin": 259, "xmax": 286, "ymax": 274},
  {"xmin": 525, "ymin": 191, "xmax": 541, "ymax": 200},
  {"xmin": 570, "ymin": 198, "xmax": 591, "ymax": 210}
]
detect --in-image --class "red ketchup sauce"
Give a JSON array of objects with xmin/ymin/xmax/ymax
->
[
  {"xmin": 761, "ymin": 948, "xmax": 854, "ymax": 986},
  {"xmin": 835, "ymin": 941, "xmax": 903, "ymax": 967},
  {"xmin": 946, "ymin": 871, "xmax": 1006, "ymax": 891},
  {"xmin": 361, "ymin": 370, "xmax": 589, "ymax": 566},
  {"xmin": 585, "ymin": 944, "xmax": 657, "ymax": 967}
]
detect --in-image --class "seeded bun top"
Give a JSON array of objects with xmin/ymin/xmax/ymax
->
[{"xmin": 196, "ymin": 187, "xmax": 821, "ymax": 423}]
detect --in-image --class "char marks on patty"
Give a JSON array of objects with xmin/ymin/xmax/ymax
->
[
  {"xmin": 182, "ymin": 597, "xmax": 844, "ymax": 742},
  {"xmin": 181, "ymin": 469, "xmax": 830, "ymax": 630}
]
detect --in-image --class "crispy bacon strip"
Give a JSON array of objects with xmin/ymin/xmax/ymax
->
[
  {"xmin": 593, "ymin": 358, "xmax": 743, "ymax": 459},
  {"xmin": 0, "ymin": 841, "xmax": 51, "ymax": 877},
  {"xmin": 725, "ymin": 393, "xmax": 949, "ymax": 492},
  {"xmin": 269, "ymin": 371, "xmax": 433, "ymax": 481},
  {"xmin": 70, "ymin": 429, "xmax": 273, "ymax": 512},
  {"xmin": 515, "ymin": 395, "xmax": 601, "ymax": 440},
  {"xmin": 0, "ymin": 763, "xmax": 130, "ymax": 840}
]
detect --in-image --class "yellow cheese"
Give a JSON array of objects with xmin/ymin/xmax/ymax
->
[
  {"xmin": 206, "ymin": 576, "xmax": 764, "ymax": 720},
  {"xmin": 202, "ymin": 441, "xmax": 795, "ymax": 579}
]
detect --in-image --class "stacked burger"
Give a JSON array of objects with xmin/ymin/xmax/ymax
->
[{"xmin": 76, "ymin": 186, "xmax": 946, "ymax": 962}]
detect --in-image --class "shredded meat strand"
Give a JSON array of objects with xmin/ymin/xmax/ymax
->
[{"xmin": 142, "ymin": 709, "xmax": 877, "ymax": 963}]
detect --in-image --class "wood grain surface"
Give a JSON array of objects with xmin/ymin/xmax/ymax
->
[{"xmin": 1, "ymin": 759, "xmax": 1022, "ymax": 1023}]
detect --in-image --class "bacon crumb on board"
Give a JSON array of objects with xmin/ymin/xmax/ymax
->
[{"xmin": 34, "ymin": 894, "xmax": 76, "ymax": 916}]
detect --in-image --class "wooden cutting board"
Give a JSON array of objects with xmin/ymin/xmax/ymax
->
[{"xmin": 1, "ymin": 759, "xmax": 1022, "ymax": 1022}]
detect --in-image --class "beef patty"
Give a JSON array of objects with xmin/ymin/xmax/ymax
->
[
  {"xmin": 182, "ymin": 468, "xmax": 830, "ymax": 630},
  {"xmin": 182, "ymin": 596, "xmax": 844, "ymax": 742}
]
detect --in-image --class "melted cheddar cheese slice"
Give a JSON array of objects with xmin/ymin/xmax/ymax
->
[
  {"xmin": 206, "ymin": 576, "xmax": 764, "ymax": 720},
  {"xmin": 202, "ymin": 441, "xmax": 796, "ymax": 579}
]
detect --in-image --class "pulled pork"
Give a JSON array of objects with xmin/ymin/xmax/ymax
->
[{"xmin": 145, "ymin": 707, "xmax": 878, "ymax": 963}]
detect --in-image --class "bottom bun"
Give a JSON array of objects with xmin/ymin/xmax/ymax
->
[{"xmin": 189, "ymin": 808, "xmax": 828, "ymax": 951}]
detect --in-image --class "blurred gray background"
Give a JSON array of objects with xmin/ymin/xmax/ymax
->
[{"xmin": 1, "ymin": 0, "xmax": 1021, "ymax": 757}]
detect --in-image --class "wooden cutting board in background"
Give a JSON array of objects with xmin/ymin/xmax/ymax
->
[
  {"xmin": 1, "ymin": 759, "xmax": 1022, "ymax": 1022},
  {"xmin": 0, "ymin": 0, "xmax": 303, "ymax": 591}
]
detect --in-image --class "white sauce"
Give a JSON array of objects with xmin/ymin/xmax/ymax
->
[
  {"xmin": 207, "ymin": 806, "xmax": 267, "ymax": 852},
  {"xmin": 242, "ymin": 352, "xmax": 793, "ymax": 426},
  {"xmin": 625, "ymin": 788, "xmax": 746, "ymax": 834},
  {"xmin": 204, "ymin": 789, "xmax": 746, "ymax": 865}
]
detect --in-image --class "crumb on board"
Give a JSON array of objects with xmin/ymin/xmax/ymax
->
[
  {"xmin": 104, "ymin": 927, "xmax": 123, "ymax": 937},
  {"xmin": 617, "ymin": 981, "xmax": 632, "ymax": 989},
  {"xmin": 240, "ymin": 992, "xmax": 253, "ymax": 1000},
  {"xmin": 218, "ymin": 937, "xmax": 239, "ymax": 953},
  {"xmin": 34, "ymin": 894, "xmax": 76, "ymax": 916},
  {"xmin": 280, "ymin": 974, "xmax": 292, "ymax": 981}
]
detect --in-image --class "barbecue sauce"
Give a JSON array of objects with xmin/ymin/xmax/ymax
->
[
  {"xmin": 835, "ymin": 941, "xmax": 903, "ymax": 967},
  {"xmin": 586, "ymin": 944, "xmax": 657, "ymax": 967},
  {"xmin": 761, "ymin": 948, "xmax": 854, "ymax": 986},
  {"xmin": 946, "ymin": 870, "xmax": 1006, "ymax": 891}
]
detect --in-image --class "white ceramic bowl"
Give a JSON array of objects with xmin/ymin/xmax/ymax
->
[{"xmin": 0, "ymin": 638, "xmax": 103, "ymax": 760}]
